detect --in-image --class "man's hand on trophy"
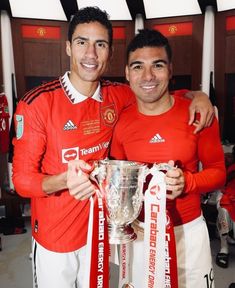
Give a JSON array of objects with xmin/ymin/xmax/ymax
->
[
  {"xmin": 165, "ymin": 160, "xmax": 185, "ymax": 200},
  {"xmin": 67, "ymin": 160, "xmax": 96, "ymax": 200}
]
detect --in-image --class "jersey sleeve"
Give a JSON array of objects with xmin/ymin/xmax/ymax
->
[
  {"xmin": 183, "ymin": 118, "xmax": 226, "ymax": 194},
  {"xmin": 113, "ymin": 84, "xmax": 136, "ymax": 112},
  {"xmin": 12, "ymin": 99, "xmax": 47, "ymax": 198}
]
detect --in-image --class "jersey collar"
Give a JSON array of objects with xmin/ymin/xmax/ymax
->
[{"xmin": 60, "ymin": 71, "xmax": 102, "ymax": 104}]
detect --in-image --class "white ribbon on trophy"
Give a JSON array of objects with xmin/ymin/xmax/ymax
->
[
  {"xmin": 143, "ymin": 166, "xmax": 167, "ymax": 288},
  {"xmin": 117, "ymin": 163, "xmax": 178, "ymax": 288}
]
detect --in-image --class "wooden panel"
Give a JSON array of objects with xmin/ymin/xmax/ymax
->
[
  {"xmin": 225, "ymin": 35, "xmax": 235, "ymax": 73},
  {"xmin": 215, "ymin": 10, "xmax": 235, "ymax": 139},
  {"xmin": 104, "ymin": 20, "xmax": 134, "ymax": 79},
  {"xmin": 23, "ymin": 41, "xmax": 61, "ymax": 76},
  {"xmin": 168, "ymin": 36, "xmax": 192, "ymax": 75},
  {"xmin": 11, "ymin": 18, "xmax": 69, "ymax": 98},
  {"xmin": 224, "ymin": 74, "xmax": 235, "ymax": 142},
  {"xmin": 106, "ymin": 40, "xmax": 126, "ymax": 77},
  {"xmin": 191, "ymin": 16, "xmax": 204, "ymax": 90}
]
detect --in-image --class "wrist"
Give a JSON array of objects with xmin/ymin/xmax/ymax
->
[{"xmin": 42, "ymin": 172, "xmax": 67, "ymax": 195}]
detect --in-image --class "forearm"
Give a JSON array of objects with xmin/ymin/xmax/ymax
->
[
  {"xmin": 42, "ymin": 172, "xmax": 67, "ymax": 195},
  {"xmin": 185, "ymin": 124, "xmax": 226, "ymax": 193},
  {"xmin": 184, "ymin": 90, "xmax": 208, "ymax": 100},
  {"xmin": 184, "ymin": 166, "xmax": 226, "ymax": 194},
  {"xmin": 171, "ymin": 89, "xmax": 207, "ymax": 100}
]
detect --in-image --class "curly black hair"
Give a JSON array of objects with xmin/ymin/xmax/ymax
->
[{"xmin": 68, "ymin": 6, "xmax": 113, "ymax": 47}]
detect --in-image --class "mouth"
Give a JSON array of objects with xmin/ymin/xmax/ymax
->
[
  {"xmin": 81, "ymin": 62, "xmax": 98, "ymax": 71},
  {"xmin": 140, "ymin": 83, "xmax": 158, "ymax": 91}
]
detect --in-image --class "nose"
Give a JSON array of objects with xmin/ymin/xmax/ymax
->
[
  {"xmin": 142, "ymin": 67, "xmax": 155, "ymax": 81},
  {"xmin": 85, "ymin": 43, "xmax": 97, "ymax": 58}
]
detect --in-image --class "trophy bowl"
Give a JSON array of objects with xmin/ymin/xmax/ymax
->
[{"xmin": 92, "ymin": 159, "xmax": 146, "ymax": 244}]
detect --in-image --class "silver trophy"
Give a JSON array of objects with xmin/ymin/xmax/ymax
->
[{"xmin": 91, "ymin": 159, "xmax": 146, "ymax": 244}]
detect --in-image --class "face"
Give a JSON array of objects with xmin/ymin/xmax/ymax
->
[
  {"xmin": 66, "ymin": 21, "xmax": 111, "ymax": 87},
  {"xmin": 126, "ymin": 46, "xmax": 172, "ymax": 105}
]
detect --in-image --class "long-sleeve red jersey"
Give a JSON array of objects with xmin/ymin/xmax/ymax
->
[
  {"xmin": 110, "ymin": 94, "xmax": 226, "ymax": 226},
  {"xmin": 12, "ymin": 74, "xmax": 134, "ymax": 252}
]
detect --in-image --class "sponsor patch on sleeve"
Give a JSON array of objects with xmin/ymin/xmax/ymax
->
[{"xmin": 16, "ymin": 114, "xmax": 24, "ymax": 139}]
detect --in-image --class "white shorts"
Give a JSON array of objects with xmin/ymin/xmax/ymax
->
[
  {"xmin": 122, "ymin": 216, "xmax": 215, "ymax": 288},
  {"xmin": 174, "ymin": 216, "xmax": 214, "ymax": 288},
  {"xmin": 32, "ymin": 238, "xmax": 87, "ymax": 288}
]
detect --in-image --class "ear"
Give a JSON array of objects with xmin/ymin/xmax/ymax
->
[
  {"xmin": 66, "ymin": 41, "xmax": 71, "ymax": 57},
  {"xmin": 125, "ymin": 65, "xmax": 130, "ymax": 82}
]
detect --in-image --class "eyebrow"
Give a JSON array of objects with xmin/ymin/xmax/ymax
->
[
  {"xmin": 72, "ymin": 35, "xmax": 109, "ymax": 45},
  {"xmin": 129, "ymin": 59, "xmax": 168, "ymax": 68}
]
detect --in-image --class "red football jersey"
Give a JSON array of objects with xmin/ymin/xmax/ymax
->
[
  {"xmin": 110, "ymin": 94, "xmax": 226, "ymax": 226},
  {"xmin": 12, "ymin": 74, "xmax": 134, "ymax": 252}
]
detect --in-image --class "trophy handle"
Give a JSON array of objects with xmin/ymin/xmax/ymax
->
[
  {"xmin": 89, "ymin": 162, "xmax": 103, "ymax": 197},
  {"xmin": 150, "ymin": 162, "xmax": 173, "ymax": 173}
]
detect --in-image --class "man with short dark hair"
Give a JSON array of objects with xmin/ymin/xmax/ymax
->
[{"xmin": 110, "ymin": 29, "xmax": 226, "ymax": 288}]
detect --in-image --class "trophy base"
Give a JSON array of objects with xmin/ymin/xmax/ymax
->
[{"xmin": 108, "ymin": 224, "xmax": 137, "ymax": 244}]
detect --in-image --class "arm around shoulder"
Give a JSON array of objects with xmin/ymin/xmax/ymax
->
[{"xmin": 186, "ymin": 91, "xmax": 214, "ymax": 133}]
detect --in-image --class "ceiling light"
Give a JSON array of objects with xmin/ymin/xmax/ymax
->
[
  {"xmin": 9, "ymin": 0, "xmax": 67, "ymax": 21},
  {"xmin": 217, "ymin": 0, "xmax": 235, "ymax": 11},
  {"xmin": 143, "ymin": 0, "xmax": 201, "ymax": 19}
]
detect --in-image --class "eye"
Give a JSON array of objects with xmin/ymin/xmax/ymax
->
[
  {"xmin": 154, "ymin": 62, "xmax": 167, "ymax": 69},
  {"xmin": 96, "ymin": 41, "xmax": 109, "ymax": 49},
  {"xmin": 131, "ymin": 64, "xmax": 142, "ymax": 70},
  {"xmin": 76, "ymin": 39, "xmax": 87, "ymax": 46}
]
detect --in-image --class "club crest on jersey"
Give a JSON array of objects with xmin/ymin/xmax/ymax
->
[
  {"xmin": 62, "ymin": 147, "xmax": 79, "ymax": 163},
  {"xmin": 101, "ymin": 104, "xmax": 117, "ymax": 126},
  {"xmin": 16, "ymin": 114, "xmax": 24, "ymax": 139}
]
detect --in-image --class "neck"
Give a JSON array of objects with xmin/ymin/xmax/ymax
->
[
  {"xmin": 137, "ymin": 94, "xmax": 174, "ymax": 116},
  {"xmin": 69, "ymin": 72, "xmax": 99, "ymax": 97}
]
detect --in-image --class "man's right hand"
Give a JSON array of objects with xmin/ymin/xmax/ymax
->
[{"xmin": 67, "ymin": 160, "xmax": 96, "ymax": 201}]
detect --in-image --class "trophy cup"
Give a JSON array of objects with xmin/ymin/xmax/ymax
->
[{"xmin": 91, "ymin": 159, "xmax": 146, "ymax": 244}]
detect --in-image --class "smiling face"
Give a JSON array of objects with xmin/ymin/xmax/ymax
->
[
  {"xmin": 66, "ymin": 21, "xmax": 111, "ymax": 94},
  {"xmin": 126, "ymin": 46, "xmax": 172, "ymax": 109}
]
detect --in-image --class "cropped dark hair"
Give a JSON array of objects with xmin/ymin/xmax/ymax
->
[
  {"xmin": 126, "ymin": 29, "xmax": 172, "ymax": 63},
  {"xmin": 68, "ymin": 6, "xmax": 113, "ymax": 47}
]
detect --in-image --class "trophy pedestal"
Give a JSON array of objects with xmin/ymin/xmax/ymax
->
[{"xmin": 108, "ymin": 223, "xmax": 137, "ymax": 244}]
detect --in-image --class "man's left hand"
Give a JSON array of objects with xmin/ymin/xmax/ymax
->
[
  {"xmin": 186, "ymin": 90, "xmax": 215, "ymax": 134},
  {"xmin": 165, "ymin": 161, "xmax": 185, "ymax": 200}
]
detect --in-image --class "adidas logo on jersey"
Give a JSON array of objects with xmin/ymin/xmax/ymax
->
[
  {"xmin": 63, "ymin": 120, "xmax": 77, "ymax": 130},
  {"xmin": 149, "ymin": 133, "xmax": 165, "ymax": 143}
]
